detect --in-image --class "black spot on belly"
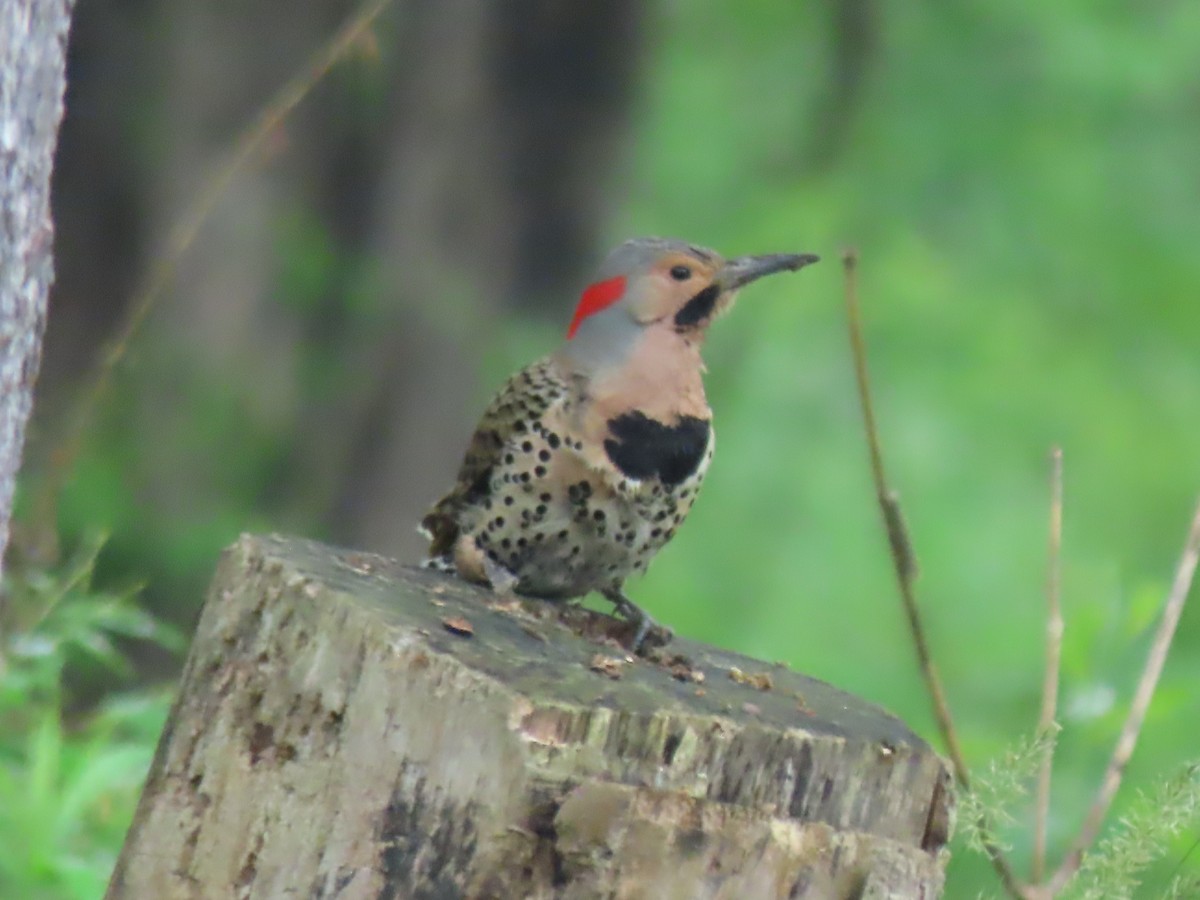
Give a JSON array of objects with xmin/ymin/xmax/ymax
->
[
  {"xmin": 674, "ymin": 285, "xmax": 720, "ymax": 329},
  {"xmin": 603, "ymin": 412, "xmax": 710, "ymax": 486}
]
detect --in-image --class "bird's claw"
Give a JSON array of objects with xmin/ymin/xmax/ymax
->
[{"xmin": 607, "ymin": 591, "xmax": 672, "ymax": 653}]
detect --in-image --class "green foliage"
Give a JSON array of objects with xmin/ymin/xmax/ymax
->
[
  {"xmin": 1064, "ymin": 763, "xmax": 1200, "ymax": 900},
  {"xmin": 955, "ymin": 733, "xmax": 1200, "ymax": 897},
  {"xmin": 0, "ymin": 540, "xmax": 178, "ymax": 900},
  {"xmin": 1166, "ymin": 873, "xmax": 1200, "ymax": 899},
  {"xmin": 956, "ymin": 727, "xmax": 1059, "ymax": 856}
]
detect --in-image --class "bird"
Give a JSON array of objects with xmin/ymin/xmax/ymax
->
[{"xmin": 421, "ymin": 237, "xmax": 818, "ymax": 649}]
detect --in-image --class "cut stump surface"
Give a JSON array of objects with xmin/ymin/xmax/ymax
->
[{"xmin": 108, "ymin": 534, "xmax": 952, "ymax": 899}]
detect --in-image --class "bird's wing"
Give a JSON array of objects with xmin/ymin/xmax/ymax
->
[{"xmin": 421, "ymin": 357, "xmax": 568, "ymax": 558}]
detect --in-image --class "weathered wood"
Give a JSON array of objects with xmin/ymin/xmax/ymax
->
[{"xmin": 108, "ymin": 534, "xmax": 952, "ymax": 899}]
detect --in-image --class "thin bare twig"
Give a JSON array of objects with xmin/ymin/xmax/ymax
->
[
  {"xmin": 1033, "ymin": 446, "xmax": 1064, "ymax": 882},
  {"xmin": 28, "ymin": 0, "xmax": 395, "ymax": 558},
  {"xmin": 840, "ymin": 250, "xmax": 1029, "ymax": 899},
  {"xmin": 1048, "ymin": 496, "xmax": 1200, "ymax": 895},
  {"xmin": 841, "ymin": 249, "xmax": 963, "ymax": 772}
]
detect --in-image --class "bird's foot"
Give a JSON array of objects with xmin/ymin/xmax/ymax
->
[{"xmin": 603, "ymin": 589, "xmax": 673, "ymax": 654}]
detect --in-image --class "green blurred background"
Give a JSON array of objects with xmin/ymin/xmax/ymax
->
[{"xmin": 8, "ymin": 0, "xmax": 1200, "ymax": 896}]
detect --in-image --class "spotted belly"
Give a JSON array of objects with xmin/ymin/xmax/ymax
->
[{"xmin": 461, "ymin": 418, "xmax": 715, "ymax": 599}]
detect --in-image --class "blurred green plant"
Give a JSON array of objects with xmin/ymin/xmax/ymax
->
[
  {"xmin": 1064, "ymin": 761, "xmax": 1200, "ymax": 899},
  {"xmin": 0, "ymin": 538, "xmax": 180, "ymax": 900},
  {"xmin": 957, "ymin": 728, "xmax": 1061, "ymax": 856},
  {"xmin": 955, "ymin": 733, "xmax": 1200, "ymax": 898}
]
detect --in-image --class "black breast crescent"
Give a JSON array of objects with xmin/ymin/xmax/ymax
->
[{"xmin": 603, "ymin": 412, "xmax": 711, "ymax": 486}]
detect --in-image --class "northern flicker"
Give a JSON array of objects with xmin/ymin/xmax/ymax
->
[{"xmin": 421, "ymin": 237, "xmax": 818, "ymax": 649}]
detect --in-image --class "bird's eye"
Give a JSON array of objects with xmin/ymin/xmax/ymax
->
[{"xmin": 669, "ymin": 265, "xmax": 692, "ymax": 281}]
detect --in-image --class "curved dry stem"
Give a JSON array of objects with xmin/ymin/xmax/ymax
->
[{"xmin": 840, "ymin": 249, "xmax": 1029, "ymax": 899}]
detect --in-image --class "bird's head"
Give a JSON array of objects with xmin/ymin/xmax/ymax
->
[{"xmin": 562, "ymin": 237, "xmax": 818, "ymax": 369}]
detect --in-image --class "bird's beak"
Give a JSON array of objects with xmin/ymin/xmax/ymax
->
[{"xmin": 720, "ymin": 253, "xmax": 820, "ymax": 290}]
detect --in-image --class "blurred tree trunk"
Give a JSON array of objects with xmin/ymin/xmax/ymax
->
[
  {"xmin": 0, "ymin": 0, "xmax": 75, "ymax": 583},
  {"xmin": 802, "ymin": 0, "xmax": 878, "ymax": 174},
  {"xmin": 38, "ymin": 0, "xmax": 155, "ymax": 408},
  {"xmin": 324, "ymin": 1, "xmax": 647, "ymax": 558},
  {"xmin": 40, "ymin": 0, "xmax": 647, "ymax": 594}
]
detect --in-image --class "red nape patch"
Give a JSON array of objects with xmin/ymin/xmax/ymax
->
[{"xmin": 566, "ymin": 276, "xmax": 626, "ymax": 339}]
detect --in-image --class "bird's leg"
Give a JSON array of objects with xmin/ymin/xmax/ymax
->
[
  {"xmin": 602, "ymin": 587, "xmax": 672, "ymax": 653},
  {"xmin": 481, "ymin": 554, "xmax": 520, "ymax": 596},
  {"xmin": 453, "ymin": 533, "xmax": 520, "ymax": 595}
]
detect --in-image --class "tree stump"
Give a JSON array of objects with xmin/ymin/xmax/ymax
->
[{"xmin": 107, "ymin": 534, "xmax": 952, "ymax": 899}]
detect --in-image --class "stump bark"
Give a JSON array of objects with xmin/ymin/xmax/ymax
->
[{"xmin": 108, "ymin": 534, "xmax": 952, "ymax": 899}]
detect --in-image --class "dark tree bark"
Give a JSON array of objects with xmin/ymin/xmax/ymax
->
[{"xmin": 0, "ymin": 0, "xmax": 75, "ymax": 582}]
